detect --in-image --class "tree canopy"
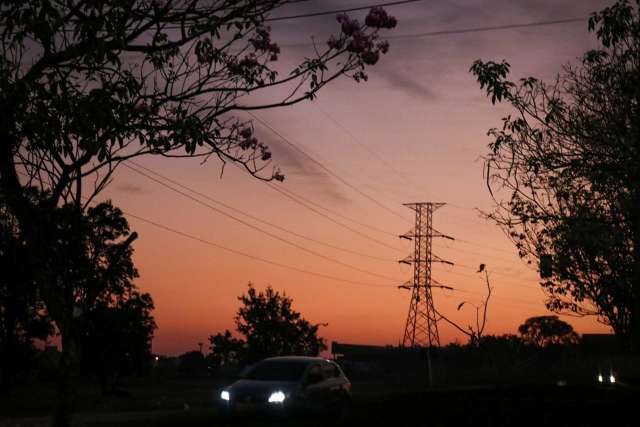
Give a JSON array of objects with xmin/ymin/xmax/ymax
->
[
  {"xmin": 518, "ymin": 316, "xmax": 579, "ymax": 348},
  {"xmin": 19, "ymin": 199, "xmax": 150, "ymax": 423},
  {"xmin": 80, "ymin": 286, "xmax": 156, "ymax": 392},
  {"xmin": 210, "ymin": 284, "xmax": 326, "ymax": 366},
  {"xmin": 208, "ymin": 329, "xmax": 244, "ymax": 370},
  {"xmin": 470, "ymin": 0, "xmax": 640, "ymax": 351},
  {"xmin": 1, "ymin": 0, "xmax": 397, "ymax": 217}
]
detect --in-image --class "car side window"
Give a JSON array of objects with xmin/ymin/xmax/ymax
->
[
  {"xmin": 332, "ymin": 362, "xmax": 344, "ymax": 377},
  {"xmin": 305, "ymin": 364, "xmax": 323, "ymax": 385},
  {"xmin": 322, "ymin": 362, "xmax": 340, "ymax": 378}
]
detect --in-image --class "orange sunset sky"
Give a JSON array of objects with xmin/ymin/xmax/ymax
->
[{"xmin": 98, "ymin": 0, "xmax": 612, "ymax": 356}]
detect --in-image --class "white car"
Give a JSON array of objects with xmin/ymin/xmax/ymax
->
[{"xmin": 218, "ymin": 356, "xmax": 352, "ymax": 417}]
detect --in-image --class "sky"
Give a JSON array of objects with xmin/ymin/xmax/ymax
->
[{"xmin": 100, "ymin": 0, "xmax": 614, "ymax": 355}]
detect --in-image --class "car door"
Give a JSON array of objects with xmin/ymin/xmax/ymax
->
[
  {"xmin": 321, "ymin": 361, "xmax": 345, "ymax": 409},
  {"xmin": 302, "ymin": 364, "xmax": 327, "ymax": 412}
]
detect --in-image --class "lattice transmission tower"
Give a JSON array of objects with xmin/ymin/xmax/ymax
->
[{"xmin": 398, "ymin": 202, "xmax": 453, "ymax": 348}]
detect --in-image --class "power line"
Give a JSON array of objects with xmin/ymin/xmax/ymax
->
[
  {"xmin": 431, "ymin": 277, "xmax": 547, "ymax": 310},
  {"xmin": 126, "ymin": 204, "xmax": 546, "ymax": 306},
  {"xmin": 230, "ymin": 163, "xmax": 402, "ymax": 249},
  {"xmin": 437, "ymin": 266, "xmax": 540, "ymax": 293},
  {"xmin": 314, "ymin": 104, "xmax": 424, "ymax": 196},
  {"xmin": 271, "ymin": 178, "xmax": 404, "ymax": 237},
  {"xmin": 123, "ymin": 210, "xmax": 392, "ymax": 289},
  {"xmin": 266, "ymin": 0, "xmax": 426, "ymax": 22},
  {"xmin": 456, "ymin": 238, "xmax": 521, "ymax": 255},
  {"xmin": 280, "ymin": 17, "xmax": 588, "ymax": 48},
  {"xmin": 442, "ymin": 287, "xmax": 547, "ymax": 311},
  {"xmin": 311, "ymin": 106, "xmax": 543, "ymax": 263},
  {"xmin": 230, "ymin": 162, "xmax": 403, "ymax": 250},
  {"xmin": 248, "ymin": 111, "xmax": 410, "ymax": 222},
  {"xmin": 9, "ymin": 171, "xmax": 559, "ymax": 309},
  {"xmin": 312, "ymin": 96, "xmax": 531, "ymax": 260},
  {"xmin": 452, "ymin": 263, "xmax": 539, "ymax": 289},
  {"xmin": 453, "ymin": 287, "xmax": 547, "ymax": 310},
  {"xmin": 5, "ymin": 0, "xmax": 422, "ymax": 39},
  {"xmin": 126, "ymin": 208, "xmax": 544, "ymax": 307},
  {"xmin": 265, "ymin": 181, "xmax": 405, "ymax": 251},
  {"xmin": 128, "ymin": 160, "xmax": 392, "ymax": 262},
  {"xmin": 247, "ymin": 110, "xmax": 534, "ymax": 270},
  {"xmin": 386, "ymin": 17, "xmax": 587, "ymax": 40},
  {"xmin": 171, "ymin": 0, "xmax": 424, "ymax": 22},
  {"xmin": 13, "ymin": 169, "xmax": 396, "ymax": 288},
  {"xmin": 312, "ymin": 113, "xmax": 525, "ymax": 262},
  {"xmin": 414, "ymin": 277, "xmax": 544, "ymax": 310},
  {"xmin": 124, "ymin": 163, "xmax": 402, "ymax": 282},
  {"xmin": 156, "ymin": 0, "xmax": 424, "ymax": 31},
  {"xmin": 438, "ymin": 241, "xmax": 529, "ymax": 266}
]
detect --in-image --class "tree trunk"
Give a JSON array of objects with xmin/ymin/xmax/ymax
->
[
  {"xmin": 631, "ymin": 188, "xmax": 640, "ymax": 354},
  {"xmin": 0, "ymin": 331, "xmax": 12, "ymax": 397},
  {"xmin": 0, "ymin": 293, "xmax": 17, "ymax": 396},
  {"xmin": 0, "ymin": 253, "xmax": 22, "ymax": 397},
  {"xmin": 52, "ymin": 326, "xmax": 79, "ymax": 427},
  {"xmin": 632, "ymin": 232, "xmax": 640, "ymax": 354}
]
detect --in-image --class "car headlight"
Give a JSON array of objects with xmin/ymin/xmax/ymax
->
[
  {"xmin": 268, "ymin": 391, "xmax": 286, "ymax": 403},
  {"xmin": 220, "ymin": 390, "xmax": 230, "ymax": 401},
  {"xmin": 609, "ymin": 374, "xmax": 616, "ymax": 384},
  {"xmin": 597, "ymin": 374, "xmax": 603, "ymax": 383}
]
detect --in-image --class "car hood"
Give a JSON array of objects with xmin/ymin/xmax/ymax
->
[{"xmin": 227, "ymin": 379, "xmax": 299, "ymax": 400}]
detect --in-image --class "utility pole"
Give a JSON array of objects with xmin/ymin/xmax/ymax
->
[{"xmin": 398, "ymin": 202, "xmax": 453, "ymax": 385}]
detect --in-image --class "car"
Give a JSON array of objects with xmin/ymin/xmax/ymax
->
[
  {"xmin": 597, "ymin": 368, "xmax": 618, "ymax": 386},
  {"xmin": 218, "ymin": 356, "xmax": 352, "ymax": 419}
]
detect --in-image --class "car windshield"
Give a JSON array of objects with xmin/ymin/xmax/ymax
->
[{"xmin": 241, "ymin": 360, "xmax": 311, "ymax": 381}]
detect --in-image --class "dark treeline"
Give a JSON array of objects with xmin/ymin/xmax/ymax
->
[{"xmin": 0, "ymin": 199, "xmax": 156, "ymax": 397}]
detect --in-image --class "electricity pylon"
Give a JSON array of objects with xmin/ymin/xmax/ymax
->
[{"xmin": 398, "ymin": 202, "xmax": 453, "ymax": 348}]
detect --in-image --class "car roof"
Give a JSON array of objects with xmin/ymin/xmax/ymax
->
[{"xmin": 261, "ymin": 356, "xmax": 333, "ymax": 364}]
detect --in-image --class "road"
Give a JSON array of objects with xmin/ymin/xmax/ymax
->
[{"xmin": 1, "ymin": 383, "xmax": 637, "ymax": 427}]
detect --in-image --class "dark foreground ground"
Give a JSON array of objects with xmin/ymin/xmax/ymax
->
[{"xmin": 1, "ymin": 380, "xmax": 638, "ymax": 427}]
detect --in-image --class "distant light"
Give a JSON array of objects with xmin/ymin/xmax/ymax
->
[
  {"xmin": 598, "ymin": 374, "xmax": 603, "ymax": 383},
  {"xmin": 154, "ymin": 356, "xmax": 159, "ymax": 362},
  {"xmin": 268, "ymin": 391, "xmax": 286, "ymax": 403},
  {"xmin": 220, "ymin": 391, "xmax": 230, "ymax": 401},
  {"xmin": 610, "ymin": 375, "xmax": 616, "ymax": 384}
]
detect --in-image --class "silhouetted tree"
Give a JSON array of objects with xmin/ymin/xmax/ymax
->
[
  {"xmin": 21, "ymin": 200, "xmax": 140, "ymax": 426},
  {"xmin": 80, "ymin": 288, "xmax": 156, "ymax": 393},
  {"xmin": 518, "ymin": 316, "xmax": 579, "ymax": 348},
  {"xmin": 237, "ymin": 285, "xmax": 327, "ymax": 362},
  {"xmin": 208, "ymin": 329, "xmax": 245, "ymax": 371},
  {"xmin": 178, "ymin": 350, "xmax": 207, "ymax": 377},
  {"xmin": 477, "ymin": 334, "xmax": 524, "ymax": 352},
  {"xmin": 211, "ymin": 284, "xmax": 326, "ymax": 365},
  {"xmin": 0, "ymin": 199, "xmax": 53, "ymax": 393},
  {"xmin": 470, "ymin": 0, "xmax": 640, "ymax": 351}
]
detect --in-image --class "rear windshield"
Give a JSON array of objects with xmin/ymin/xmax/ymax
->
[{"xmin": 241, "ymin": 360, "xmax": 311, "ymax": 381}]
